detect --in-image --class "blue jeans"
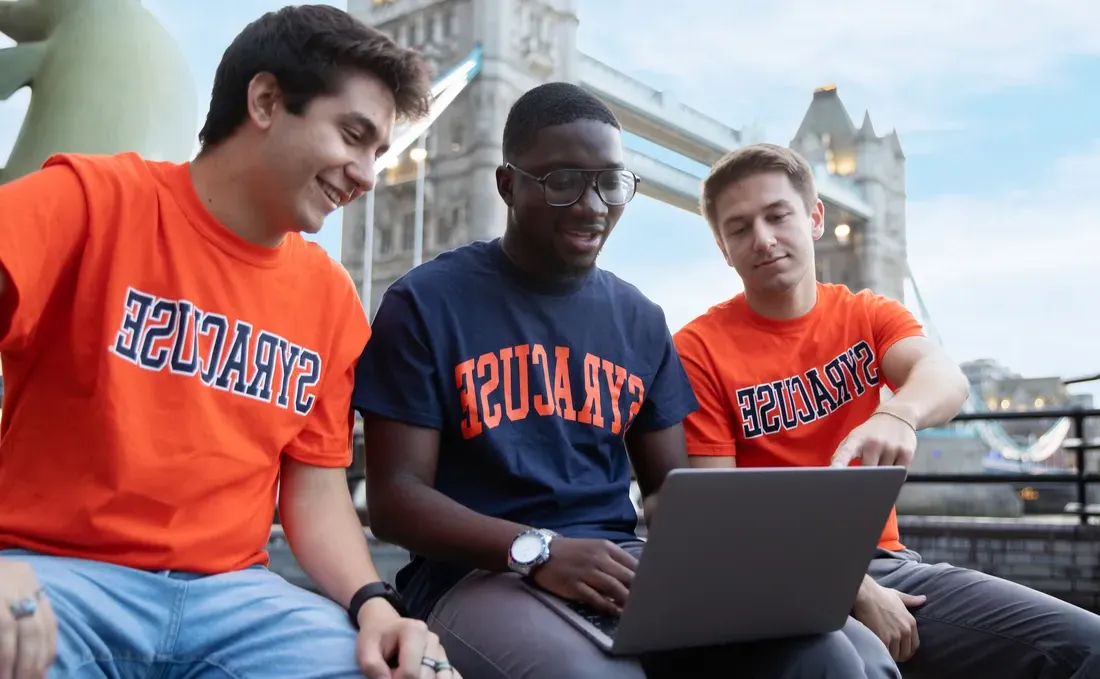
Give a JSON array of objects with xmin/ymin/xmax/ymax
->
[{"xmin": 2, "ymin": 549, "xmax": 363, "ymax": 678}]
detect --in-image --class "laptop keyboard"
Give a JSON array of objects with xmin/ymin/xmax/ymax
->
[{"xmin": 565, "ymin": 600, "xmax": 620, "ymax": 637}]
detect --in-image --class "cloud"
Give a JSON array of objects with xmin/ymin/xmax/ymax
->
[
  {"xmin": 579, "ymin": 0, "xmax": 1100, "ymax": 141},
  {"xmin": 904, "ymin": 141, "xmax": 1100, "ymax": 377},
  {"xmin": 599, "ymin": 197, "xmax": 744, "ymax": 332}
]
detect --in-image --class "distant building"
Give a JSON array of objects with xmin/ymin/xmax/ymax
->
[
  {"xmin": 963, "ymin": 359, "xmax": 1077, "ymax": 413},
  {"xmin": 960, "ymin": 358, "xmax": 1095, "ymax": 468}
]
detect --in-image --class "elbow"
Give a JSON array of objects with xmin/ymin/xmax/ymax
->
[
  {"xmin": 366, "ymin": 488, "xmax": 398, "ymax": 544},
  {"xmin": 365, "ymin": 478, "xmax": 415, "ymax": 545},
  {"xmin": 951, "ymin": 368, "xmax": 971, "ymax": 410}
]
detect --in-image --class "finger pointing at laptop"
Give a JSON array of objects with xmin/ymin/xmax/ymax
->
[{"xmin": 830, "ymin": 408, "xmax": 919, "ymax": 468}]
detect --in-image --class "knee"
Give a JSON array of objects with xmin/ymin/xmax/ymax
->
[
  {"xmin": 430, "ymin": 620, "xmax": 644, "ymax": 679},
  {"xmin": 796, "ymin": 631, "xmax": 901, "ymax": 679}
]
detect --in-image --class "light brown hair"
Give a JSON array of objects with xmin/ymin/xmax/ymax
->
[{"xmin": 700, "ymin": 143, "xmax": 818, "ymax": 232}]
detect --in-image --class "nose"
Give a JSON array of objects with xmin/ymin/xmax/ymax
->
[
  {"xmin": 346, "ymin": 158, "xmax": 376, "ymax": 195},
  {"xmin": 751, "ymin": 219, "xmax": 777, "ymax": 253},
  {"xmin": 571, "ymin": 180, "xmax": 608, "ymax": 220}
]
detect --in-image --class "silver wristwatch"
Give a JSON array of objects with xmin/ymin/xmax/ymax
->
[{"xmin": 507, "ymin": 528, "xmax": 558, "ymax": 577}]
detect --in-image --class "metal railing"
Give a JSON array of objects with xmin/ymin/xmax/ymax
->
[{"xmin": 907, "ymin": 407, "xmax": 1100, "ymax": 524}]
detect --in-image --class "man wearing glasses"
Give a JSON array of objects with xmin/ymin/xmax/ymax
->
[{"xmin": 351, "ymin": 82, "xmax": 899, "ymax": 678}]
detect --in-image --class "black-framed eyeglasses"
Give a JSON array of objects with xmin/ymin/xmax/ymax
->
[{"xmin": 506, "ymin": 163, "xmax": 640, "ymax": 207}]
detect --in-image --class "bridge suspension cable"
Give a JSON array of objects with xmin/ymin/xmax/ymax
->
[{"xmin": 904, "ymin": 264, "xmax": 1069, "ymax": 463}]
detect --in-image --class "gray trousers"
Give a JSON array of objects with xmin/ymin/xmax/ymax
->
[
  {"xmin": 426, "ymin": 542, "xmax": 900, "ymax": 679},
  {"xmin": 869, "ymin": 549, "xmax": 1100, "ymax": 678}
]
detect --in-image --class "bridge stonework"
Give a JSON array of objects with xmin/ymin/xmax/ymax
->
[
  {"xmin": 899, "ymin": 516, "xmax": 1100, "ymax": 613},
  {"xmin": 343, "ymin": 0, "xmax": 910, "ymax": 314}
]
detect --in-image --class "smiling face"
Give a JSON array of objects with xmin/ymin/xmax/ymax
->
[
  {"xmin": 712, "ymin": 171, "xmax": 825, "ymax": 296},
  {"xmin": 250, "ymin": 69, "xmax": 396, "ymax": 236},
  {"xmin": 497, "ymin": 119, "xmax": 628, "ymax": 278}
]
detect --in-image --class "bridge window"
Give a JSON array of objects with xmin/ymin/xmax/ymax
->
[
  {"xmin": 430, "ymin": 12, "xmax": 443, "ymax": 43},
  {"xmin": 401, "ymin": 212, "xmax": 415, "ymax": 251},
  {"xmin": 450, "ymin": 121, "xmax": 465, "ymax": 153},
  {"xmin": 376, "ymin": 227, "xmax": 393, "ymax": 257},
  {"xmin": 436, "ymin": 206, "xmax": 460, "ymax": 247}
]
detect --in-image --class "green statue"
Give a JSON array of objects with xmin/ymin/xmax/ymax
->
[{"xmin": 0, "ymin": 0, "xmax": 198, "ymax": 183}]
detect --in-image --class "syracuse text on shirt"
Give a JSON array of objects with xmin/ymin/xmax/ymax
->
[
  {"xmin": 108, "ymin": 287, "xmax": 323, "ymax": 416},
  {"xmin": 455, "ymin": 343, "xmax": 646, "ymax": 439},
  {"xmin": 737, "ymin": 340, "xmax": 880, "ymax": 439}
]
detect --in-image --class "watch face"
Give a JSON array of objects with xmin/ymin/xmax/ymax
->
[{"xmin": 510, "ymin": 533, "xmax": 544, "ymax": 564}]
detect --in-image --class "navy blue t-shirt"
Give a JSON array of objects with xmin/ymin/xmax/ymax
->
[{"xmin": 352, "ymin": 239, "xmax": 699, "ymax": 618}]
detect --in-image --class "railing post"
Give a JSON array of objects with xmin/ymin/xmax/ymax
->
[{"xmin": 1073, "ymin": 408, "xmax": 1088, "ymax": 525}]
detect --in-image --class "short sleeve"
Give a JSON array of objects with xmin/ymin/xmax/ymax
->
[
  {"xmin": 673, "ymin": 325, "xmax": 738, "ymax": 457},
  {"xmin": 0, "ymin": 160, "xmax": 90, "ymax": 354},
  {"xmin": 629, "ymin": 315, "xmax": 700, "ymax": 433},
  {"xmin": 351, "ymin": 284, "xmax": 445, "ymax": 429},
  {"xmin": 283, "ymin": 279, "xmax": 371, "ymax": 467},
  {"xmin": 867, "ymin": 293, "xmax": 925, "ymax": 357}
]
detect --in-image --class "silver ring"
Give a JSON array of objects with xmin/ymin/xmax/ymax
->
[
  {"xmin": 8, "ymin": 588, "xmax": 46, "ymax": 621},
  {"xmin": 421, "ymin": 657, "xmax": 438, "ymax": 670},
  {"xmin": 434, "ymin": 660, "xmax": 454, "ymax": 674}
]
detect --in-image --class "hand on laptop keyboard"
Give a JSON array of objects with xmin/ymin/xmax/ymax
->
[
  {"xmin": 565, "ymin": 599, "xmax": 621, "ymax": 636},
  {"xmin": 531, "ymin": 537, "xmax": 637, "ymax": 616}
]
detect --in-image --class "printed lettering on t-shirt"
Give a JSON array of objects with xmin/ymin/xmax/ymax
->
[
  {"xmin": 108, "ymin": 287, "xmax": 323, "ymax": 416},
  {"xmin": 454, "ymin": 344, "xmax": 646, "ymax": 438},
  {"xmin": 736, "ymin": 340, "xmax": 879, "ymax": 439}
]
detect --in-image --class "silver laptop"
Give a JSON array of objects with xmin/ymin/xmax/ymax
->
[{"xmin": 526, "ymin": 465, "xmax": 906, "ymax": 655}]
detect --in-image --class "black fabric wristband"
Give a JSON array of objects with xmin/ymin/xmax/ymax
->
[{"xmin": 348, "ymin": 581, "xmax": 408, "ymax": 627}]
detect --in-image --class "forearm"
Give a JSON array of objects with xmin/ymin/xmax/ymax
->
[
  {"xmin": 280, "ymin": 474, "xmax": 381, "ymax": 608},
  {"xmin": 879, "ymin": 356, "xmax": 969, "ymax": 429},
  {"xmin": 370, "ymin": 481, "xmax": 526, "ymax": 572},
  {"xmin": 856, "ymin": 573, "xmax": 877, "ymax": 602},
  {"xmin": 627, "ymin": 423, "xmax": 692, "ymax": 528}
]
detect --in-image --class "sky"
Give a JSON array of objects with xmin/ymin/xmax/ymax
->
[{"xmin": 1, "ymin": 0, "xmax": 1098, "ymax": 399}]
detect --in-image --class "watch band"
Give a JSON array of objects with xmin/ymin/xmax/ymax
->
[{"xmin": 348, "ymin": 581, "xmax": 408, "ymax": 627}]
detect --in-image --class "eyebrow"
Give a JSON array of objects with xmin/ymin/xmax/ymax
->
[{"xmin": 341, "ymin": 113, "xmax": 389, "ymax": 154}]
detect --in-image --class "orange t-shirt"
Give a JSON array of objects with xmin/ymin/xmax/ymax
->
[
  {"xmin": 673, "ymin": 283, "xmax": 924, "ymax": 551},
  {"xmin": 0, "ymin": 153, "xmax": 369, "ymax": 573}
]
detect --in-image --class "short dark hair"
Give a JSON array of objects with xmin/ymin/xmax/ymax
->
[
  {"xmin": 502, "ymin": 82, "xmax": 620, "ymax": 160},
  {"xmin": 199, "ymin": 5, "xmax": 432, "ymax": 149}
]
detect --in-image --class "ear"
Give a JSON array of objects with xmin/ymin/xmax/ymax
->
[
  {"xmin": 809, "ymin": 199, "xmax": 826, "ymax": 241},
  {"xmin": 713, "ymin": 234, "xmax": 735, "ymax": 268},
  {"xmin": 495, "ymin": 165, "xmax": 514, "ymax": 206},
  {"xmin": 245, "ymin": 72, "xmax": 282, "ymax": 132}
]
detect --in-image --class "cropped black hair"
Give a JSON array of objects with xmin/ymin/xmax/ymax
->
[
  {"xmin": 199, "ymin": 4, "xmax": 431, "ymax": 150},
  {"xmin": 502, "ymin": 82, "xmax": 620, "ymax": 160}
]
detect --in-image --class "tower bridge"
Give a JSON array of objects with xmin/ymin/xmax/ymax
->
[{"xmin": 343, "ymin": 0, "xmax": 908, "ymax": 309}]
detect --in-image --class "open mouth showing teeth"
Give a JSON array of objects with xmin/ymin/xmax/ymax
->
[
  {"xmin": 564, "ymin": 230, "xmax": 600, "ymax": 241},
  {"xmin": 317, "ymin": 179, "xmax": 345, "ymax": 208}
]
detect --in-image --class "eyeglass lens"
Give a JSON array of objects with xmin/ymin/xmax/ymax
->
[{"xmin": 543, "ymin": 169, "xmax": 637, "ymax": 206}]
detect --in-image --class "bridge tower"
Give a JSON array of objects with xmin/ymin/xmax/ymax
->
[
  {"xmin": 789, "ymin": 85, "xmax": 908, "ymax": 301},
  {"xmin": 343, "ymin": 0, "xmax": 580, "ymax": 313}
]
